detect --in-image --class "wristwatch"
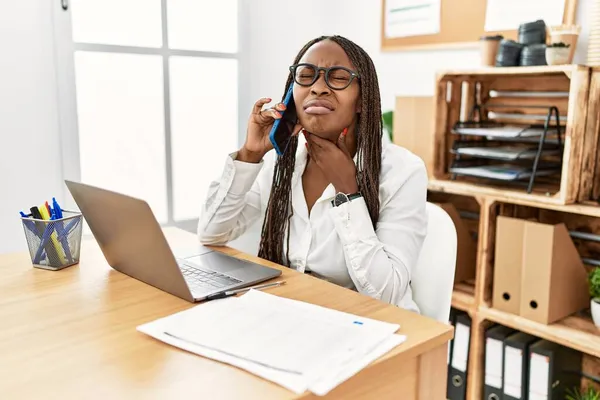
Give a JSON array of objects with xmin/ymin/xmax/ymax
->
[{"xmin": 332, "ymin": 192, "xmax": 362, "ymax": 207}]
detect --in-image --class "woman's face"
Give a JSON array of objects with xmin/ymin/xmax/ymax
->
[{"xmin": 293, "ymin": 40, "xmax": 361, "ymax": 141}]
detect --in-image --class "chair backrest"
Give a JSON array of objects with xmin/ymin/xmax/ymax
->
[{"xmin": 411, "ymin": 202, "xmax": 458, "ymax": 323}]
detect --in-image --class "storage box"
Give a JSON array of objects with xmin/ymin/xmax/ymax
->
[
  {"xmin": 432, "ymin": 65, "xmax": 593, "ymax": 205},
  {"xmin": 492, "ymin": 214, "xmax": 589, "ymax": 324}
]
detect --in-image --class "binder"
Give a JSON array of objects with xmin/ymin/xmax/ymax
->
[
  {"xmin": 447, "ymin": 308, "xmax": 461, "ymax": 399},
  {"xmin": 493, "ymin": 217, "xmax": 525, "ymax": 314},
  {"xmin": 519, "ymin": 221, "xmax": 589, "ymax": 324},
  {"xmin": 484, "ymin": 325, "xmax": 515, "ymax": 400},
  {"xmin": 503, "ymin": 332, "xmax": 538, "ymax": 400},
  {"xmin": 448, "ymin": 312, "xmax": 471, "ymax": 400},
  {"xmin": 528, "ymin": 340, "xmax": 582, "ymax": 400}
]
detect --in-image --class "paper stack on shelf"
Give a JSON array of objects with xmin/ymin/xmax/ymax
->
[
  {"xmin": 449, "ymin": 164, "xmax": 560, "ymax": 181},
  {"xmin": 137, "ymin": 290, "xmax": 406, "ymax": 396},
  {"xmin": 453, "ymin": 124, "xmax": 549, "ymax": 138},
  {"xmin": 452, "ymin": 145, "xmax": 561, "ymax": 161}
]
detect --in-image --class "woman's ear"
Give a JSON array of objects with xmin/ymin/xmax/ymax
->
[{"xmin": 355, "ymin": 98, "xmax": 362, "ymax": 113}]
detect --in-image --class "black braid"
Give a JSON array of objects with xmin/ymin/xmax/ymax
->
[{"xmin": 257, "ymin": 35, "xmax": 382, "ymax": 265}]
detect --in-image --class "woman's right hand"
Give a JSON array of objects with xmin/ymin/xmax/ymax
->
[{"xmin": 237, "ymin": 98, "xmax": 296, "ymax": 163}]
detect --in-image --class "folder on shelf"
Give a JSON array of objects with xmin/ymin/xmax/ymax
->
[
  {"xmin": 519, "ymin": 221, "xmax": 589, "ymax": 324},
  {"xmin": 484, "ymin": 324, "xmax": 515, "ymax": 400},
  {"xmin": 503, "ymin": 332, "xmax": 538, "ymax": 400},
  {"xmin": 448, "ymin": 312, "xmax": 471, "ymax": 400},
  {"xmin": 447, "ymin": 308, "xmax": 459, "ymax": 399},
  {"xmin": 448, "ymin": 308, "xmax": 459, "ymax": 365},
  {"xmin": 528, "ymin": 340, "xmax": 582, "ymax": 400},
  {"xmin": 493, "ymin": 216, "xmax": 525, "ymax": 315}
]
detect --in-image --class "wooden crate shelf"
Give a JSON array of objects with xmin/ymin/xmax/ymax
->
[
  {"xmin": 423, "ymin": 67, "xmax": 600, "ymax": 399},
  {"xmin": 432, "ymin": 65, "xmax": 600, "ymax": 205},
  {"xmin": 452, "ymin": 282, "xmax": 476, "ymax": 313},
  {"xmin": 429, "ymin": 179, "xmax": 600, "ymax": 217},
  {"xmin": 426, "ymin": 190, "xmax": 600, "ymax": 399},
  {"xmin": 479, "ymin": 306, "xmax": 600, "ymax": 359}
]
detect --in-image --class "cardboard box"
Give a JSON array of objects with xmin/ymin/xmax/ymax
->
[
  {"xmin": 493, "ymin": 216, "xmax": 525, "ymax": 314},
  {"xmin": 493, "ymin": 217, "xmax": 589, "ymax": 324},
  {"xmin": 520, "ymin": 220, "xmax": 589, "ymax": 324}
]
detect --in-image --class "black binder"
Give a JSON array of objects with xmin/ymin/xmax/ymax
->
[
  {"xmin": 502, "ymin": 332, "xmax": 537, "ymax": 400},
  {"xmin": 448, "ymin": 312, "xmax": 471, "ymax": 400},
  {"xmin": 483, "ymin": 325, "xmax": 515, "ymax": 400},
  {"xmin": 527, "ymin": 340, "xmax": 582, "ymax": 399},
  {"xmin": 447, "ymin": 308, "xmax": 460, "ymax": 398}
]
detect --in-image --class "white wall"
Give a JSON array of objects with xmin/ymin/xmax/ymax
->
[
  {"xmin": 0, "ymin": 1, "xmax": 63, "ymax": 253},
  {"xmin": 240, "ymin": 0, "xmax": 592, "ymax": 145},
  {"xmin": 0, "ymin": 0, "xmax": 592, "ymax": 254}
]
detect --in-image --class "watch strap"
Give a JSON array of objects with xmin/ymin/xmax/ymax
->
[{"xmin": 331, "ymin": 192, "xmax": 362, "ymax": 207}]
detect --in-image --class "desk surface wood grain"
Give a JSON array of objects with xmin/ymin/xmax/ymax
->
[{"xmin": 0, "ymin": 228, "xmax": 452, "ymax": 399}]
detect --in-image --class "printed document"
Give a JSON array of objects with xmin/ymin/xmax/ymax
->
[{"xmin": 137, "ymin": 290, "xmax": 406, "ymax": 395}]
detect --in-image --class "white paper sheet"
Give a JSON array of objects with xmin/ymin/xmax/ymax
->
[
  {"xmin": 384, "ymin": 0, "xmax": 441, "ymax": 38},
  {"xmin": 485, "ymin": 0, "xmax": 564, "ymax": 32},
  {"xmin": 137, "ymin": 290, "xmax": 407, "ymax": 396}
]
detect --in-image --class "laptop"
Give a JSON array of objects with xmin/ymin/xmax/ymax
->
[{"xmin": 65, "ymin": 180, "xmax": 281, "ymax": 302}]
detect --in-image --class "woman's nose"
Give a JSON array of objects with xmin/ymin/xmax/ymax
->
[{"xmin": 310, "ymin": 72, "xmax": 331, "ymax": 96}]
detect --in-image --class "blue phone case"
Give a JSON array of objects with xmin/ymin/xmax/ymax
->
[{"xmin": 269, "ymin": 84, "xmax": 295, "ymax": 156}]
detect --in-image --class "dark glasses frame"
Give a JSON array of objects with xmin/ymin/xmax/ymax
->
[{"xmin": 289, "ymin": 63, "xmax": 360, "ymax": 90}]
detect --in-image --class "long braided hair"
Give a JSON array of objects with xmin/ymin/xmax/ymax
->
[{"xmin": 257, "ymin": 35, "xmax": 383, "ymax": 265}]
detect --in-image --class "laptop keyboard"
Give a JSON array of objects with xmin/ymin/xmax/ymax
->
[{"xmin": 178, "ymin": 261, "xmax": 241, "ymax": 292}]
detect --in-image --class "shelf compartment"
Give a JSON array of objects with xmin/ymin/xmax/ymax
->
[
  {"xmin": 433, "ymin": 66, "xmax": 593, "ymax": 204},
  {"xmin": 479, "ymin": 306, "xmax": 600, "ymax": 358},
  {"xmin": 452, "ymin": 121, "xmax": 562, "ymax": 140},
  {"xmin": 451, "ymin": 143, "xmax": 562, "ymax": 161},
  {"xmin": 452, "ymin": 281, "xmax": 476, "ymax": 313},
  {"xmin": 449, "ymin": 163, "xmax": 561, "ymax": 182}
]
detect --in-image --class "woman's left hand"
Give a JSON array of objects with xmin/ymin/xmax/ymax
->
[{"xmin": 305, "ymin": 129, "xmax": 359, "ymax": 194}]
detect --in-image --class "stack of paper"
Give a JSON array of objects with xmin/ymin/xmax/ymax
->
[{"xmin": 137, "ymin": 290, "xmax": 406, "ymax": 396}]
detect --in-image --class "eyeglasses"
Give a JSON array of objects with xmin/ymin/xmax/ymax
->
[{"xmin": 289, "ymin": 63, "xmax": 360, "ymax": 90}]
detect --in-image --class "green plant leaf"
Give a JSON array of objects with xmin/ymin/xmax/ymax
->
[
  {"xmin": 382, "ymin": 111, "xmax": 393, "ymax": 143},
  {"xmin": 589, "ymin": 267, "xmax": 600, "ymax": 299}
]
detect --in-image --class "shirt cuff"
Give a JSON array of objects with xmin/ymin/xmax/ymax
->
[
  {"xmin": 225, "ymin": 152, "xmax": 264, "ymax": 195},
  {"xmin": 329, "ymin": 196, "xmax": 377, "ymax": 244}
]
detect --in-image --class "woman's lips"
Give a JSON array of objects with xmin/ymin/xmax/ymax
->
[
  {"xmin": 303, "ymin": 99, "xmax": 334, "ymax": 115},
  {"xmin": 305, "ymin": 106, "xmax": 333, "ymax": 115}
]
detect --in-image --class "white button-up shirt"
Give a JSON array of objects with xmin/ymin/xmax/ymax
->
[{"xmin": 198, "ymin": 136, "xmax": 428, "ymax": 313}]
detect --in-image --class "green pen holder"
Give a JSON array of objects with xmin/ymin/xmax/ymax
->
[{"xmin": 20, "ymin": 210, "xmax": 83, "ymax": 271}]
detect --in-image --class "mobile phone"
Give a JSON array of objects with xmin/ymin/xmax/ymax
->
[{"xmin": 269, "ymin": 84, "xmax": 297, "ymax": 156}]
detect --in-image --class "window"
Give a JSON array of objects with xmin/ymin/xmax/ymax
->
[{"xmin": 57, "ymin": 0, "xmax": 239, "ymax": 225}]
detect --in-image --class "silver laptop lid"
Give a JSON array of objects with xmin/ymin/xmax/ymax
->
[{"xmin": 65, "ymin": 180, "xmax": 195, "ymax": 302}]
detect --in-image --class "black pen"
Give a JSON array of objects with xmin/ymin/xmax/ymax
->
[{"xmin": 205, "ymin": 281, "xmax": 285, "ymax": 301}]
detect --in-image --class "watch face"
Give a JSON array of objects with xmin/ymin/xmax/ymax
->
[{"xmin": 334, "ymin": 193, "xmax": 349, "ymax": 207}]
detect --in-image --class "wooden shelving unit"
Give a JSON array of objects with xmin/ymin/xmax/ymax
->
[
  {"xmin": 435, "ymin": 192, "xmax": 600, "ymax": 399},
  {"xmin": 451, "ymin": 281, "xmax": 476, "ymax": 314},
  {"xmin": 418, "ymin": 65, "xmax": 600, "ymax": 399},
  {"xmin": 478, "ymin": 306, "xmax": 600, "ymax": 358}
]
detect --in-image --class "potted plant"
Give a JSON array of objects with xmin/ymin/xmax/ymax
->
[
  {"xmin": 566, "ymin": 386, "xmax": 600, "ymax": 400},
  {"xmin": 589, "ymin": 267, "xmax": 600, "ymax": 328},
  {"xmin": 546, "ymin": 42, "xmax": 571, "ymax": 65},
  {"xmin": 382, "ymin": 111, "xmax": 393, "ymax": 143}
]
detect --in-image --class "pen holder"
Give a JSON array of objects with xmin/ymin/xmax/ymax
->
[{"xmin": 21, "ymin": 210, "xmax": 83, "ymax": 271}]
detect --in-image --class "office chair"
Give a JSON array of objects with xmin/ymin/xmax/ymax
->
[{"xmin": 411, "ymin": 202, "xmax": 458, "ymax": 323}]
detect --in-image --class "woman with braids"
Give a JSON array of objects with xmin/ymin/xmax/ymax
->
[{"xmin": 198, "ymin": 35, "xmax": 427, "ymax": 312}]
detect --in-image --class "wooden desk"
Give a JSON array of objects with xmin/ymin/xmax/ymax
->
[{"xmin": 0, "ymin": 228, "xmax": 453, "ymax": 399}]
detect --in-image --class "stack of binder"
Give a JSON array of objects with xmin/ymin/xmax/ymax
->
[{"xmin": 483, "ymin": 324, "xmax": 582, "ymax": 400}]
